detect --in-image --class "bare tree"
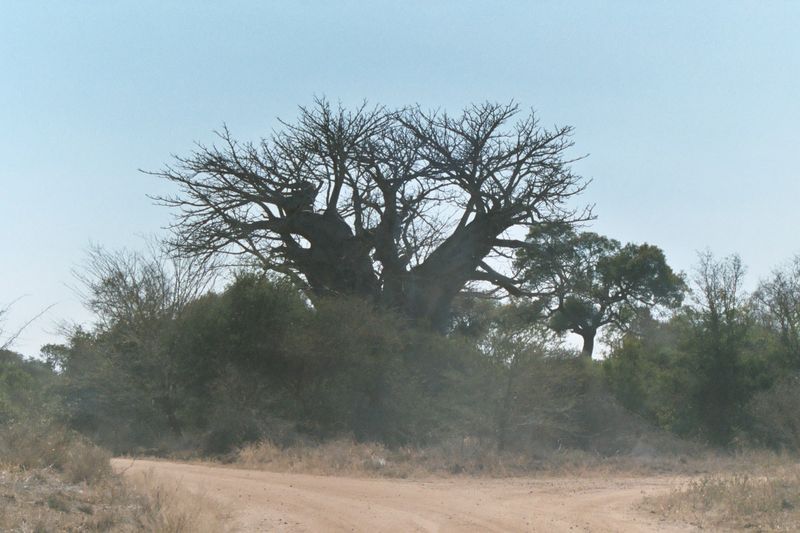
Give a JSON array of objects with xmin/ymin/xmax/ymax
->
[
  {"xmin": 692, "ymin": 250, "xmax": 747, "ymax": 329},
  {"xmin": 71, "ymin": 243, "xmax": 217, "ymax": 434},
  {"xmin": 754, "ymin": 255, "xmax": 800, "ymax": 365},
  {"xmin": 0, "ymin": 301, "xmax": 10, "ymax": 350},
  {"xmin": 73, "ymin": 242, "xmax": 217, "ymax": 333},
  {"xmin": 153, "ymin": 100, "xmax": 590, "ymax": 327},
  {"xmin": 0, "ymin": 298, "xmax": 53, "ymax": 352}
]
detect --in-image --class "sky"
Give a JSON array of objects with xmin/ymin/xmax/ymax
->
[{"xmin": 1, "ymin": 1, "xmax": 798, "ymax": 357}]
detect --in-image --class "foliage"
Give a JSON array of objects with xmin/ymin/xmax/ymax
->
[
  {"xmin": 747, "ymin": 374, "xmax": 800, "ymax": 450},
  {"xmin": 515, "ymin": 223, "xmax": 685, "ymax": 357},
  {"xmin": 33, "ymin": 238, "xmax": 800, "ymax": 460},
  {"xmin": 604, "ymin": 252, "xmax": 786, "ymax": 447},
  {"xmin": 0, "ymin": 349, "xmax": 59, "ymax": 424},
  {"xmin": 54, "ymin": 260, "xmax": 494, "ymax": 452}
]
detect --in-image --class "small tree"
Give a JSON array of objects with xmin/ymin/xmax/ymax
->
[
  {"xmin": 687, "ymin": 251, "xmax": 753, "ymax": 445},
  {"xmin": 515, "ymin": 223, "xmax": 685, "ymax": 358},
  {"xmin": 754, "ymin": 255, "xmax": 800, "ymax": 368},
  {"xmin": 63, "ymin": 243, "xmax": 217, "ymax": 440},
  {"xmin": 477, "ymin": 303, "xmax": 568, "ymax": 450}
]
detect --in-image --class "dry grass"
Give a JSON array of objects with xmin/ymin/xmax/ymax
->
[
  {"xmin": 236, "ymin": 437, "xmax": 576, "ymax": 478},
  {"xmin": 0, "ymin": 423, "xmax": 230, "ymax": 532},
  {"xmin": 127, "ymin": 470, "xmax": 228, "ymax": 533},
  {"xmin": 0, "ymin": 466, "xmax": 144, "ymax": 532},
  {"xmin": 0, "ymin": 466, "xmax": 229, "ymax": 532},
  {"xmin": 0, "ymin": 423, "xmax": 112, "ymax": 484},
  {"xmin": 235, "ymin": 436, "xmax": 763, "ymax": 479},
  {"xmin": 644, "ymin": 462, "xmax": 800, "ymax": 531},
  {"xmin": 62, "ymin": 441, "xmax": 113, "ymax": 485}
]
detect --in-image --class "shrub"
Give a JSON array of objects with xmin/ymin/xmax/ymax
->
[
  {"xmin": 647, "ymin": 465, "xmax": 800, "ymax": 531},
  {"xmin": 62, "ymin": 439, "xmax": 112, "ymax": 483},
  {"xmin": 0, "ymin": 349, "xmax": 59, "ymax": 425},
  {"xmin": 0, "ymin": 423, "xmax": 110, "ymax": 483},
  {"xmin": 132, "ymin": 471, "xmax": 227, "ymax": 533},
  {"xmin": 746, "ymin": 374, "xmax": 800, "ymax": 450}
]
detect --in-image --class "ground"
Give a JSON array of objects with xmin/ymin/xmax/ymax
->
[{"xmin": 112, "ymin": 458, "xmax": 695, "ymax": 532}]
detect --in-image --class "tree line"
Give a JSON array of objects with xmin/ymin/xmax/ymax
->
[
  {"xmin": 3, "ymin": 100, "xmax": 799, "ymax": 456},
  {"xmin": 10, "ymin": 244, "xmax": 797, "ymax": 455}
]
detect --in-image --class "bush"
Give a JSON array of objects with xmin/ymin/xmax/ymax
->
[
  {"xmin": 280, "ymin": 296, "xmax": 491, "ymax": 445},
  {"xmin": 746, "ymin": 374, "xmax": 800, "ymax": 450},
  {"xmin": 647, "ymin": 465, "xmax": 800, "ymax": 531},
  {"xmin": 131, "ymin": 471, "xmax": 227, "ymax": 533},
  {"xmin": 62, "ymin": 439, "xmax": 112, "ymax": 483},
  {"xmin": 0, "ymin": 423, "xmax": 110, "ymax": 483},
  {"xmin": 497, "ymin": 349, "xmax": 686, "ymax": 456},
  {"xmin": 0, "ymin": 349, "xmax": 59, "ymax": 424}
]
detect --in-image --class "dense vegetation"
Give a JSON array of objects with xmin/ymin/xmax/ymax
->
[
  {"xmin": 3, "ymin": 102, "xmax": 799, "ymax": 465},
  {"xmin": 606, "ymin": 253, "xmax": 800, "ymax": 448},
  {"xmin": 1, "ymin": 244, "xmax": 794, "ymax": 460}
]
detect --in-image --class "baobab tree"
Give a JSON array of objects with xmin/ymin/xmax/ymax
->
[{"xmin": 154, "ymin": 100, "xmax": 590, "ymax": 327}]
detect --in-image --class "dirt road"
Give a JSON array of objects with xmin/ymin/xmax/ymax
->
[{"xmin": 112, "ymin": 458, "xmax": 692, "ymax": 532}]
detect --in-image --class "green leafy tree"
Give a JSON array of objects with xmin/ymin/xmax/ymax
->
[
  {"xmin": 0, "ymin": 349, "xmax": 58, "ymax": 424},
  {"xmin": 52, "ymin": 244, "xmax": 216, "ymax": 449},
  {"xmin": 605, "ymin": 252, "xmax": 769, "ymax": 446},
  {"xmin": 169, "ymin": 272, "xmax": 310, "ymax": 450},
  {"xmin": 604, "ymin": 313, "xmax": 700, "ymax": 435},
  {"xmin": 515, "ymin": 223, "xmax": 685, "ymax": 357},
  {"xmin": 686, "ymin": 251, "xmax": 755, "ymax": 445}
]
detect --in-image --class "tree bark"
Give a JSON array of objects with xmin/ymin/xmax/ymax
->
[
  {"xmin": 399, "ymin": 215, "xmax": 506, "ymax": 328},
  {"xmin": 579, "ymin": 330, "xmax": 596, "ymax": 359},
  {"xmin": 279, "ymin": 211, "xmax": 380, "ymax": 300}
]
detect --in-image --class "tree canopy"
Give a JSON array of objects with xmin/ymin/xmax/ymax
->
[
  {"xmin": 154, "ymin": 100, "xmax": 589, "ymax": 327},
  {"xmin": 754, "ymin": 255, "xmax": 800, "ymax": 367},
  {"xmin": 515, "ymin": 222, "xmax": 686, "ymax": 357}
]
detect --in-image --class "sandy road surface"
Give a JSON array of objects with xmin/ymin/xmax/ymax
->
[{"xmin": 112, "ymin": 458, "xmax": 692, "ymax": 532}]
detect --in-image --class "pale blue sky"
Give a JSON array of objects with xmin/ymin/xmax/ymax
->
[{"xmin": 2, "ymin": 1, "xmax": 798, "ymax": 356}]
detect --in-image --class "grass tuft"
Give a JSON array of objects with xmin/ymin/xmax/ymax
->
[
  {"xmin": 645, "ymin": 463, "xmax": 800, "ymax": 531},
  {"xmin": 1, "ymin": 422, "xmax": 230, "ymax": 532},
  {"xmin": 130, "ymin": 470, "xmax": 228, "ymax": 533},
  {"xmin": 236, "ymin": 436, "xmax": 740, "ymax": 478}
]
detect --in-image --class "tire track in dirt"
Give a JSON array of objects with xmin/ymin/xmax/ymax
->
[{"xmin": 112, "ymin": 458, "xmax": 694, "ymax": 532}]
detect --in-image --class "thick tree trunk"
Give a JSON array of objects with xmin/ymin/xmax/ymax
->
[
  {"xmin": 280, "ymin": 211, "xmax": 380, "ymax": 300},
  {"xmin": 397, "ymin": 216, "xmax": 507, "ymax": 328},
  {"xmin": 285, "ymin": 209, "xmax": 511, "ymax": 329},
  {"xmin": 496, "ymin": 364, "xmax": 517, "ymax": 452},
  {"xmin": 580, "ymin": 331, "xmax": 596, "ymax": 359}
]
